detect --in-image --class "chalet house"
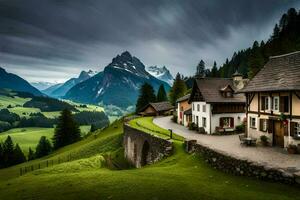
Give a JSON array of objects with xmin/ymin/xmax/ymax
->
[
  {"xmin": 139, "ymin": 101, "xmax": 174, "ymax": 116},
  {"xmin": 189, "ymin": 75, "xmax": 247, "ymax": 134},
  {"xmin": 240, "ymin": 51, "xmax": 300, "ymax": 148},
  {"xmin": 176, "ymin": 94, "xmax": 192, "ymax": 126}
]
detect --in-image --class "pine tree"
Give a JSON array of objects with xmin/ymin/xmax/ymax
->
[
  {"xmin": 35, "ymin": 136, "xmax": 52, "ymax": 158},
  {"xmin": 3, "ymin": 136, "xmax": 14, "ymax": 167},
  {"xmin": 211, "ymin": 61, "xmax": 218, "ymax": 77},
  {"xmin": 13, "ymin": 144, "xmax": 26, "ymax": 165},
  {"xmin": 156, "ymin": 84, "xmax": 168, "ymax": 102},
  {"xmin": 195, "ymin": 60, "xmax": 205, "ymax": 78},
  {"xmin": 169, "ymin": 73, "xmax": 187, "ymax": 105},
  {"xmin": 53, "ymin": 109, "xmax": 81, "ymax": 150},
  {"xmin": 135, "ymin": 83, "xmax": 156, "ymax": 113},
  {"xmin": 27, "ymin": 147, "xmax": 35, "ymax": 161},
  {"xmin": 0, "ymin": 142, "xmax": 3, "ymax": 168},
  {"xmin": 248, "ymin": 41, "xmax": 265, "ymax": 79}
]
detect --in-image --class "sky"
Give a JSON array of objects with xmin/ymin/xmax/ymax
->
[{"xmin": 0, "ymin": 0, "xmax": 299, "ymax": 83}]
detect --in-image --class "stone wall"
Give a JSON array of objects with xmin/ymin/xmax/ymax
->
[
  {"xmin": 185, "ymin": 140, "xmax": 300, "ymax": 185},
  {"xmin": 123, "ymin": 124, "xmax": 173, "ymax": 168}
]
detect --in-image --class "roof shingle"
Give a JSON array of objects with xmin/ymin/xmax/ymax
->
[{"xmin": 241, "ymin": 51, "xmax": 300, "ymax": 92}]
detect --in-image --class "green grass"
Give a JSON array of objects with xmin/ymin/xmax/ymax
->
[
  {"xmin": 0, "ymin": 127, "xmax": 54, "ymax": 153},
  {"xmin": 0, "ymin": 126, "xmax": 91, "ymax": 154},
  {"xmin": 42, "ymin": 111, "xmax": 61, "ymax": 118},
  {"xmin": 129, "ymin": 116, "xmax": 184, "ymax": 141},
  {"xmin": 0, "ymin": 95, "xmax": 31, "ymax": 108},
  {"xmin": 0, "ymin": 119, "xmax": 300, "ymax": 200}
]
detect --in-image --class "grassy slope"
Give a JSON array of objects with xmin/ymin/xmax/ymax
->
[
  {"xmin": 0, "ymin": 126, "xmax": 91, "ymax": 153},
  {"xmin": 129, "ymin": 116, "xmax": 184, "ymax": 141},
  {"xmin": 0, "ymin": 119, "xmax": 300, "ymax": 200}
]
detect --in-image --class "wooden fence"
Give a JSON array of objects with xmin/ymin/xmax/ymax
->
[{"xmin": 19, "ymin": 154, "xmax": 74, "ymax": 176}]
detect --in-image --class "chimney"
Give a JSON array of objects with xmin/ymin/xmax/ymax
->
[{"xmin": 232, "ymin": 71, "xmax": 244, "ymax": 90}]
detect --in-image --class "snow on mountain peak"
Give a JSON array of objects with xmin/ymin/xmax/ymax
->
[{"xmin": 146, "ymin": 66, "xmax": 174, "ymax": 86}]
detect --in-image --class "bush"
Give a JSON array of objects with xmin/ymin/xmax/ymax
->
[
  {"xmin": 188, "ymin": 122, "xmax": 197, "ymax": 130},
  {"xmin": 172, "ymin": 115, "xmax": 177, "ymax": 123},
  {"xmin": 235, "ymin": 124, "xmax": 245, "ymax": 133},
  {"xmin": 0, "ymin": 109, "xmax": 20, "ymax": 124},
  {"xmin": 260, "ymin": 135, "xmax": 269, "ymax": 146}
]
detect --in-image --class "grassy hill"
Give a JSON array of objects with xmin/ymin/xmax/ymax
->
[
  {"xmin": 0, "ymin": 126, "xmax": 91, "ymax": 154},
  {"xmin": 0, "ymin": 118, "xmax": 300, "ymax": 200}
]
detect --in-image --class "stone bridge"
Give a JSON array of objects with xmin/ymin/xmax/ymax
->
[{"xmin": 123, "ymin": 124, "xmax": 173, "ymax": 168}]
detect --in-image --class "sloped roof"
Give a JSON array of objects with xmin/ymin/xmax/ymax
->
[
  {"xmin": 241, "ymin": 51, "xmax": 300, "ymax": 92},
  {"xmin": 183, "ymin": 108, "xmax": 192, "ymax": 115},
  {"xmin": 149, "ymin": 101, "xmax": 174, "ymax": 111},
  {"xmin": 176, "ymin": 94, "xmax": 191, "ymax": 103},
  {"xmin": 189, "ymin": 78, "xmax": 245, "ymax": 103}
]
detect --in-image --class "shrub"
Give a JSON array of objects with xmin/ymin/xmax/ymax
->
[
  {"xmin": 171, "ymin": 115, "xmax": 177, "ymax": 123},
  {"xmin": 188, "ymin": 122, "xmax": 197, "ymax": 130},
  {"xmin": 235, "ymin": 124, "xmax": 245, "ymax": 133},
  {"xmin": 260, "ymin": 135, "xmax": 269, "ymax": 146}
]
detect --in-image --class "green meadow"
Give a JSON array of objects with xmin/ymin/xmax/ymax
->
[{"xmin": 0, "ymin": 119, "xmax": 299, "ymax": 200}]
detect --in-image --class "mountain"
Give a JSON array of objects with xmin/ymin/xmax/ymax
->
[
  {"xmin": 0, "ymin": 67, "xmax": 43, "ymax": 96},
  {"xmin": 146, "ymin": 66, "xmax": 174, "ymax": 86},
  {"xmin": 65, "ymin": 51, "xmax": 170, "ymax": 108},
  {"xmin": 42, "ymin": 83, "xmax": 63, "ymax": 96},
  {"xmin": 30, "ymin": 82, "xmax": 56, "ymax": 91},
  {"xmin": 46, "ymin": 70, "xmax": 97, "ymax": 98}
]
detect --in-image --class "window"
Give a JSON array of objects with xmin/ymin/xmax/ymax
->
[
  {"xmin": 220, "ymin": 117, "xmax": 234, "ymax": 128},
  {"xmin": 196, "ymin": 116, "xmax": 199, "ymax": 126},
  {"xmin": 180, "ymin": 106, "xmax": 183, "ymax": 111},
  {"xmin": 294, "ymin": 123, "xmax": 300, "ymax": 138},
  {"xmin": 280, "ymin": 96, "xmax": 289, "ymax": 113},
  {"xmin": 197, "ymin": 104, "xmax": 200, "ymax": 111},
  {"xmin": 250, "ymin": 117, "xmax": 256, "ymax": 129},
  {"xmin": 226, "ymin": 92, "xmax": 232, "ymax": 97},
  {"xmin": 273, "ymin": 97, "xmax": 279, "ymax": 111},
  {"xmin": 193, "ymin": 104, "xmax": 195, "ymax": 111},
  {"xmin": 202, "ymin": 117, "xmax": 206, "ymax": 128},
  {"xmin": 261, "ymin": 96, "xmax": 270, "ymax": 111},
  {"xmin": 259, "ymin": 119, "xmax": 268, "ymax": 132},
  {"xmin": 202, "ymin": 105, "xmax": 206, "ymax": 112}
]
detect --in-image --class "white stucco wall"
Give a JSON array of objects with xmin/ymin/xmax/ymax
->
[
  {"xmin": 192, "ymin": 101, "xmax": 211, "ymax": 133},
  {"xmin": 211, "ymin": 113, "xmax": 245, "ymax": 134}
]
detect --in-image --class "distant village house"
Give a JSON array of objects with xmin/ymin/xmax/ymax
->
[
  {"xmin": 176, "ymin": 94, "xmax": 192, "ymax": 126},
  {"xmin": 139, "ymin": 101, "xmax": 173, "ymax": 116}
]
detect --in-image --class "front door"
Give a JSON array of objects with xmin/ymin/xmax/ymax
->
[{"xmin": 274, "ymin": 121, "xmax": 284, "ymax": 147}]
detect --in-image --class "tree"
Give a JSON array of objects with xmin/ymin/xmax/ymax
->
[
  {"xmin": 0, "ymin": 142, "xmax": 3, "ymax": 168},
  {"xmin": 52, "ymin": 109, "xmax": 81, "ymax": 150},
  {"xmin": 195, "ymin": 60, "xmax": 205, "ymax": 78},
  {"xmin": 135, "ymin": 83, "xmax": 156, "ymax": 113},
  {"xmin": 3, "ymin": 136, "xmax": 14, "ymax": 167},
  {"xmin": 90, "ymin": 123, "xmax": 97, "ymax": 132},
  {"xmin": 35, "ymin": 136, "xmax": 52, "ymax": 158},
  {"xmin": 211, "ymin": 61, "xmax": 219, "ymax": 77},
  {"xmin": 27, "ymin": 147, "xmax": 35, "ymax": 161},
  {"xmin": 169, "ymin": 73, "xmax": 187, "ymax": 105},
  {"xmin": 13, "ymin": 144, "xmax": 26, "ymax": 165},
  {"xmin": 248, "ymin": 41, "xmax": 265, "ymax": 78},
  {"xmin": 156, "ymin": 84, "xmax": 168, "ymax": 102}
]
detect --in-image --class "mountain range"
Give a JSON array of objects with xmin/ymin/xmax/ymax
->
[
  {"xmin": 0, "ymin": 67, "xmax": 42, "ymax": 96},
  {"xmin": 30, "ymin": 82, "xmax": 57, "ymax": 91},
  {"xmin": 146, "ymin": 66, "xmax": 174, "ymax": 85},
  {"xmin": 43, "ymin": 70, "xmax": 97, "ymax": 97},
  {"xmin": 65, "ymin": 51, "xmax": 170, "ymax": 108}
]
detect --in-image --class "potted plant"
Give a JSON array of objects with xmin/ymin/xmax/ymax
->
[
  {"xmin": 260, "ymin": 135, "xmax": 269, "ymax": 146},
  {"xmin": 287, "ymin": 144, "xmax": 298, "ymax": 154}
]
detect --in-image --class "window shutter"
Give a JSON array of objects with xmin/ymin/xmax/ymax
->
[
  {"xmin": 230, "ymin": 117, "xmax": 234, "ymax": 128},
  {"xmin": 261, "ymin": 96, "xmax": 265, "ymax": 110},
  {"xmin": 290, "ymin": 122, "xmax": 296, "ymax": 137},
  {"xmin": 220, "ymin": 118, "xmax": 224, "ymax": 127},
  {"xmin": 279, "ymin": 96, "xmax": 285, "ymax": 112},
  {"xmin": 267, "ymin": 120, "xmax": 273, "ymax": 133},
  {"xmin": 259, "ymin": 119, "xmax": 264, "ymax": 131}
]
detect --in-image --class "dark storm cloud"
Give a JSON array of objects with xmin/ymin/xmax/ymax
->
[{"xmin": 0, "ymin": 0, "xmax": 299, "ymax": 82}]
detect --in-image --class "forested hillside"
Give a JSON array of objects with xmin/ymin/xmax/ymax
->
[{"xmin": 218, "ymin": 8, "xmax": 300, "ymax": 79}]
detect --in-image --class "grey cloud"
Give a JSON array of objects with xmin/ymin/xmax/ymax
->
[{"xmin": 0, "ymin": 0, "xmax": 299, "ymax": 82}]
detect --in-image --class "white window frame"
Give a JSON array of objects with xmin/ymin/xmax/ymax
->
[
  {"xmin": 265, "ymin": 97, "xmax": 270, "ymax": 110},
  {"xmin": 250, "ymin": 117, "xmax": 256, "ymax": 129},
  {"xmin": 202, "ymin": 105, "xmax": 206, "ymax": 113},
  {"xmin": 295, "ymin": 123, "xmax": 300, "ymax": 137},
  {"xmin": 202, "ymin": 117, "xmax": 206, "ymax": 128},
  {"xmin": 262, "ymin": 119, "xmax": 267, "ymax": 132},
  {"xmin": 273, "ymin": 96, "xmax": 279, "ymax": 111}
]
